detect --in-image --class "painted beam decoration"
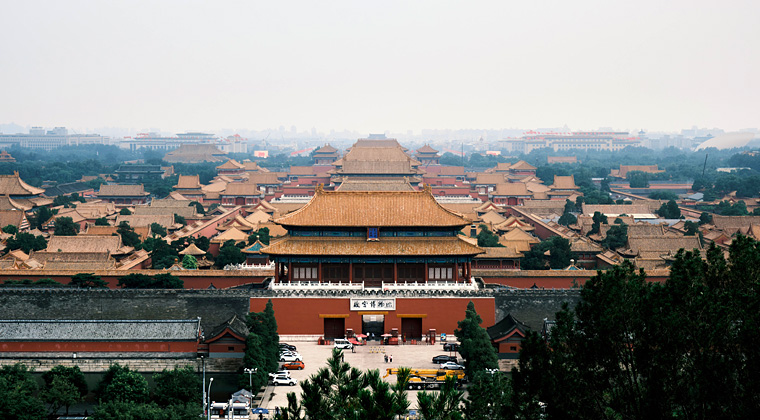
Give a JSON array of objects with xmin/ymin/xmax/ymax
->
[{"xmin": 350, "ymin": 298, "xmax": 396, "ymax": 311}]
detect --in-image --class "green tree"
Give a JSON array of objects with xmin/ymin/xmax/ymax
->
[
  {"xmin": 656, "ymin": 199, "xmax": 681, "ymax": 219},
  {"xmin": 648, "ymin": 191, "xmax": 678, "ymax": 201},
  {"xmin": 417, "ymin": 376, "xmax": 463, "ymax": 420},
  {"xmin": 150, "ymin": 222, "xmax": 167, "ymax": 237},
  {"xmin": 216, "ymin": 239, "xmax": 245, "ymax": 268},
  {"xmin": 2, "ymin": 224, "xmax": 18, "ymax": 234},
  {"xmin": 521, "ymin": 236, "xmax": 572, "ymax": 270},
  {"xmin": 627, "ymin": 171, "xmax": 650, "ymax": 188},
  {"xmin": 684, "ymin": 221, "xmax": 699, "ymax": 236},
  {"xmin": 152, "ymin": 366, "xmax": 200, "ymax": 406},
  {"xmin": 93, "ymin": 401, "xmax": 200, "ymax": 420},
  {"xmin": 144, "ymin": 237, "xmax": 179, "ymax": 269},
  {"xmin": 181, "ymin": 254, "xmax": 198, "ymax": 269},
  {"xmin": 69, "ymin": 273, "xmax": 108, "ymax": 288},
  {"xmin": 119, "ymin": 208, "xmax": 131, "ymax": 215},
  {"xmin": 476, "ymin": 224, "xmax": 503, "ymax": 247},
  {"xmin": 117, "ymin": 273, "xmax": 153, "ymax": 288},
  {"xmin": 463, "ymin": 371, "xmax": 513, "ymax": 420},
  {"xmin": 454, "ymin": 301, "xmax": 498, "ymax": 377},
  {"xmin": 174, "ymin": 213, "xmax": 186, "ymax": 226},
  {"xmin": 102, "ymin": 369, "xmax": 149, "ymax": 403},
  {"xmin": 0, "ymin": 363, "xmax": 46, "ymax": 420},
  {"xmin": 587, "ymin": 211, "xmax": 608, "ymax": 236},
  {"xmin": 42, "ymin": 365, "xmax": 87, "ymax": 416},
  {"xmin": 152, "ymin": 273, "xmax": 183, "ymax": 288},
  {"xmin": 189, "ymin": 201, "xmax": 205, "ymax": 215},
  {"xmin": 558, "ymin": 199, "xmax": 578, "ymax": 227},
  {"xmin": 116, "ymin": 221, "xmax": 141, "ymax": 248},
  {"xmin": 94, "ymin": 217, "xmax": 109, "ymax": 226},
  {"xmin": 32, "ymin": 206, "xmax": 56, "ymax": 229},
  {"xmin": 54, "ymin": 216, "xmax": 80, "ymax": 236},
  {"xmin": 248, "ymin": 227, "xmax": 271, "ymax": 245},
  {"xmin": 5, "ymin": 232, "xmax": 47, "ymax": 253},
  {"xmin": 601, "ymin": 221, "xmax": 628, "ymax": 250},
  {"xmin": 699, "ymin": 212, "xmax": 713, "ymax": 225}
]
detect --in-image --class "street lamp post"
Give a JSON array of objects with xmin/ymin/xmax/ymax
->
[
  {"xmin": 244, "ymin": 368, "xmax": 258, "ymax": 391},
  {"xmin": 201, "ymin": 356, "xmax": 206, "ymax": 416},
  {"xmin": 207, "ymin": 378, "xmax": 214, "ymax": 420}
]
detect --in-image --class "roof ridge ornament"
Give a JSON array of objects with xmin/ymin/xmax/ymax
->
[
  {"xmin": 423, "ymin": 183, "xmax": 432, "ymax": 194},
  {"xmin": 315, "ymin": 183, "xmax": 324, "ymax": 194}
]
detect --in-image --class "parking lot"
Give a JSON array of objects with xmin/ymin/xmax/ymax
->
[{"xmin": 259, "ymin": 340, "xmax": 462, "ymax": 414}]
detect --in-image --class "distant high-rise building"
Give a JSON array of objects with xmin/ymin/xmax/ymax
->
[
  {"xmin": 0, "ymin": 127, "xmax": 109, "ymax": 151},
  {"xmin": 501, "ymin": 131, "xmax": 641, "ymax": 153}
]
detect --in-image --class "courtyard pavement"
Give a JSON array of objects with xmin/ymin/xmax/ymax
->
[{"xmin": 257, "ymin": 339, "xmax": 461, "ymax": 415}]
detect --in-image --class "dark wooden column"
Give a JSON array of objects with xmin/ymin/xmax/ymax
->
[
  {"xmin": 349, "ymin": 262, "xmax": 353, "ymax": 283},
  {"xmin": 288, "ymin": 262, "xmax": 292, "ymax": 283},
  {"xmin": 393, "ymin": 262, "xmax": 398, "ymax": 284},
  {"xmin": 424, "ymin": 262, "xmax": 429, "ymax": 283},
  {"xmin": 318, "ymin": 262, "xmax": 322, "ymax": 283}
]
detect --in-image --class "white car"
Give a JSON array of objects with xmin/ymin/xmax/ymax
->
[
  {"xmin": 268, "ymin": 370, "xmax": 291, "ymax": 379},
  {"xmin": 279, "ymin": 353, "xmax": 302, "ymax": 362},
  {"xmin": 272, "ymin": 376, "xmax": 297, "ymax": 386},
  {"xmin": 440, "ymin": 362, "xmax": 465, "ymax": 370}
]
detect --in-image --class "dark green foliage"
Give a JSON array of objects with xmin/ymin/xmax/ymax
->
[
  {"xmin": 98, "ymin": 366, "xmax": 149, "ymax": 403},
  {"xmin": 587, "ymin": 211, "xmax": 608, "ymax": 236},
  {"xmin": 699, "ymin": 212, "xmax": 713, "ymax": 225},
  {"xmin": 558, "ymin": 200, "xmax": 577, "ymax": 226},
  {"xmin": 601, "ymin": 221, "xmax": 628, "ymax": 249},
  {"xmin": 454, "ymin": 301, "xmax": 499, "ymax": 376},
  {"xmin": 656, "ymin": 199, "xmax": 681, "ymax": 218},
  {"xmin": 291, "ymin": 348, "xmax": 411, "ymax": 420},
  {"xmin": 463, "ymin": 371, "xmax": 514, "ymax": 420},
  {"xmin": 692, "ymin": 176, "xmax": 710, "ymax": 191},
  {"xmin": 243, "ymin": 300, "xmax": 280, "ymax": 392},
  {"xmin": 143, "ymin": 176, "xmax": 177, "ymax": 198},
  {"xmin": 69, "ymin": 273, "xmax": 108, "ymax": 288},
  {"xmin": 684, "ymin": 221, "xmax": 699, "ymax": 236},
  {"xmin": 152, "ymin": 366, "xmax": 200, "ymax": 406},
  {"xmin": 53, "ymin": 194, "xmax": 85, "ymax": 208},
  {"xmin": 649, "ymin": 191, "xmax": 678, "ymax": 201},
  {"xmin": 117, "ymin": 273, "xmax": 183, "ymax": 289},
  {"xmin": 94, "ymin": 217, "xmax": 109, "ymax": 226},
  {"xmin": 119, "ymin": 208, "xmax": 132, "ymax": 215},
  {"xmin": 521, "ymin": 236, "xmax": 572, "ymax": 270},
  {"xmin": 174, "ymin": 214, "xmax": 186, "ymax": 226},
  {"xmin": 30, "ymin": 206, "xmax": 55, "ymax": 229},
  {"xmin": 42, "ymin": 365, "xmax": 87, "ymax": 415},
  {"xmin": 1, "ymin": 278, "xmax": 62, "ymax": 287},
  {"xmin": 248, "ymin": 227, "xmax": 271, "ymax": 245},
  {"xmin": 5, "ymin": 232, "xmax": 47, "ymax": 253},
  {"xmin": 627, "ymin": 170, "xmax": 650, "ymax": 188},
  {"xmin": 93, "ymin": 401, "xmax": 201, "ymax": 420},
  {"xmin": 144, "ymin": 237, "xmax": 179, "ymax": 269},
  {"xmin": 476, "ymin": 224, "xmax": 503, "ymax": 247},
  {"xmin": 150, "ymin": 222, "xmax": 167, "ymax": 237},
  {"xmin": 216, "ymin": 239, "xmax": 245, "ymax": 268},
  {"xmin": 2, "ymin": 224, "xmax": 18, "ymax": 234},
  {"xmin": 189, "ymin": 201, "xmax": 205, "ymax": 215},
  {"xmin": 116, "ymin": 221, "xmax": 141, "ymax": 248},
  {"xmin": 181, "ymin": 254, "xmax": 197, "ymax": 269},
  {"xmin": 54, "ymin": 216, "xmax": 79, "ymax": 236},
  {"xmin": 512, "ymin": 238, "xmax": 760, "ymax": 419},
  {"xmin": 417, "ymin": 376, "xmax": 463, "ymax": 420},
  {"xmin": 0, "ymin": 363, "xmax": 46, "ymax": 420},
  {"xmin": 715, "ymin": 200, "xmax": 749, "ymax": 215},
  {"xmin": 193, "ymin": 236, "xmax": 210, "ymax": 252}
]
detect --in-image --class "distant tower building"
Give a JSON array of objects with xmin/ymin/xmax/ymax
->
[
  {"xmin": 313, "ymin": 144, "xmax": 340, "ymax": 165},
  {"xmin": 415, "ymin": 144, "xmax": 440, "ymax": 166}
]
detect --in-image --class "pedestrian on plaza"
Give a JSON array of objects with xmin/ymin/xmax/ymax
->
[
  {"xmin": 390, "ymin": 354, "xmax": 393, "ymax": 363},
  {"xmin": 384, "ymin": 354, "xmax": 388, "ymax": 363}
]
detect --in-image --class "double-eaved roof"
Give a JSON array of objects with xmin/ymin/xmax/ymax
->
[
  {"xmin": 263, "ymin": 236, "xmax": 482, "ymax": 256},
  {"xmin": 274, "ymin": 187, "xmax": 470, "ymax": 228}
]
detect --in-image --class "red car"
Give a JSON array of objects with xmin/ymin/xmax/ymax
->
[{"xmin": 282, "ymin": 361, "xmax": 305, "ymax": 370}]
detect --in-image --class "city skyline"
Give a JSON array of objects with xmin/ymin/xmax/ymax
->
[{"xmin": 1, "ymin": 1, "xmax": 758, "ymax": 134}]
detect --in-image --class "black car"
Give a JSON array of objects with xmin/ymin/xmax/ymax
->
[
  {"xmin": 443, "ymin": 343, "xmax": 459, "ymax": 352},
  {"xmin": 279, "ymin": 343, "xmax": 297, "ymax": 351},
  {"xmin": 432, "ymin": 355, "xmax": 458, "ymax": 364}
]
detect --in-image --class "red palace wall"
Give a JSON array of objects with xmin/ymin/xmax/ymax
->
[
  {"xmin": 250, "ymin": 296, "xmax": 495, "ymax": 336},
  {"xmin": 0, "ymin": 341, "xmax": 198, "ymax": 353}
]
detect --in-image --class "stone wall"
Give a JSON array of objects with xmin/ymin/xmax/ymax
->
[
  {"xmin": 0, "ymin": 356, "xmax": 241, "ymax": 373},
  {"xmin": 494, "ymin": 289, "xmax": 582, "ymax": 331},
  {"xmin": 0, "ymin": 289, "xmax": 252, "ymax": 333}
]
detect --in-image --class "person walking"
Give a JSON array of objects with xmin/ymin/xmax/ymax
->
[
  {"xmin": 389, "ymin": 354, "xmax": 393, "ymax": 363},
  {"xmin": 384, "ymin": 354, "xmax": 388, "ymax": 363}
]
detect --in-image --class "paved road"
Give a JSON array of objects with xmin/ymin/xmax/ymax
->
[{"xmin": 259, "ymin": 340, "xmax": 460, "ymax": 414}]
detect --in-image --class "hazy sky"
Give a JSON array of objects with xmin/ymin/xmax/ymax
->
[{"xmin": 1, "ymin": 0, "xmax": 758, "ymax": 134}]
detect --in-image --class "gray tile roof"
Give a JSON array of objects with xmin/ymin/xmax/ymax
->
[{"xmin": 0, "ymin": 319, "xmax": 201, "ymax": 341}]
